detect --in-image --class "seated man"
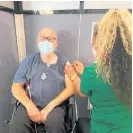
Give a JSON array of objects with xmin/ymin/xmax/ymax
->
[{"xmin": 10, "ymin": 28, "xmax": 75, "ymax": 133}]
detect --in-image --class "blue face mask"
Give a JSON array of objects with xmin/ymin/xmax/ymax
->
[{"xmin": 38, "ymin": 41, "xmax": 54, "ymax": 55}]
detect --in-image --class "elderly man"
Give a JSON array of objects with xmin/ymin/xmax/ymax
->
[{"xmin": 10, "ymin": 28, "xmax": 75, "ymax": 133}]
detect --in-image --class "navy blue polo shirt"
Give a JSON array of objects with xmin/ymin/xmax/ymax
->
[{"xmin": 13, "ymin": 52, "xmax": 68, "ymax": 108}]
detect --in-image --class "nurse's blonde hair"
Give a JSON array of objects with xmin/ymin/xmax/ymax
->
[
  {"xmin": 95, "ymin": 9, "xmax": 132, "ymax": 109},
  {"xmin": 93, "ymin": 21, "xmax": 100, "ymax": 36}
]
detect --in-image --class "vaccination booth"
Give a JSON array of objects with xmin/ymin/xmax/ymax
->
[{"xmin": 0, "ymin": 1, "xmax": 132, "ymax": 132}]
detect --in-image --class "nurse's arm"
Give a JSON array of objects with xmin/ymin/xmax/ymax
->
[{"xmin": 72, "ymin": 76, "xmax": 87, "ymax": 97}]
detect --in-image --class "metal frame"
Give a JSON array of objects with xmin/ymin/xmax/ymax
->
[
  {"xmin": 0, "ymin": 5, "xmax": 15, "ymax": 14},
  {"xmin": 0, "ymin": 1, "xmax": 131, "ymax": 15},
  {"xmin": 14, "ymin": 1, "xmax": 23, "ymax": 14}
]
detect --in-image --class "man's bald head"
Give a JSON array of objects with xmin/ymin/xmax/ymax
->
[{"xmin": 38, "ymin": 28, "xmax": 57, "ymax": 39}]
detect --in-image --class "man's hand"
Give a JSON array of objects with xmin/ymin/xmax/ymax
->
[
  {"xmin": 73, "ymin": 61, "xmax": 84, "ymax": 75},
  {"xmin": 25, "ymin": 101, "xmax": 41, "ymax": 123},
  {"xmin": 40, "ymin": 104, "xmax": 54, "ymax": 122}
]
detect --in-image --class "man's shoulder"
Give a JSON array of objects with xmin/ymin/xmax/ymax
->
[
  {"xmin": 24, "ymin": 52, "xmax": 40, "ymax": 62},
  {"xmin": 57, "ymin": 54, "xmax": 70, "ymax": 65},
  {"xmin": 58, "ymin": 55, "xmax": 68, "ymax": 61},
  {"xmin": 22, "ymin": 53, "xmax": 40, "ymax": 67}
]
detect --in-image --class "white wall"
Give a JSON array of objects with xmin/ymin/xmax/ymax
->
[
  {"xmin": 22, "ymin": 1, "xmax": 80, "ymax": 10},
  {"xmin": 0, "ymin": 1, "xmax": 131, "ymax": 10},
  {"xmin": 0, "ymin": 1, "xmax": 14, "ymax": 9},
  {"xmin": 84, "ymin": 1, "xmax": 132, "ymax": 9}
]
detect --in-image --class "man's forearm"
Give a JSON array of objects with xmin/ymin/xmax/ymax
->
[
  {"xmin": 50, "ymin": 88, "xmax": 75, "ymax": 108},
  {"xmin": 11, "ymin": 83, "xmax": 34, "ymax": 108},
  {"xmin": 47, "ymin": 79, "xmax": 75, "ymax": 110}
]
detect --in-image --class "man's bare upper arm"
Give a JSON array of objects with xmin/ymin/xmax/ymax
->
[
  {"xmin": 12, "ymin": 83, "xmax": 25, "ymax": 92},
  {"xmin": 64, "ymin": 61, "xmax": 71, "ymax": 88}
]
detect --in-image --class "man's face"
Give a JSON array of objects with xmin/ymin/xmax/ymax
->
[{"xmin": 37, "ymin": 28, "xmax": 58, "ymax": 49}]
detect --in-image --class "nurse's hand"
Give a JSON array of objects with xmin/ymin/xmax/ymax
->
[
  {"xmin": 64, "ymin": 64, "xmax": 77, "ymax": 79},
  {"xmin": 26, "ymin": 101, "xmax": 41, "ymax": 123},
  {"xmin": 73, "ymin": 61, "xmax": 84, "ymax": 75}
]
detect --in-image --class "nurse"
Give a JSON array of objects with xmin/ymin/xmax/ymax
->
[{"xmin": 65, "ymin": 9, "xmax": 132, "ymax": 133}]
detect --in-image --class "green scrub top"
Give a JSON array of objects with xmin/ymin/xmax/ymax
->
[{"xmin": 80, "ymin": 63, "xmax": 132, "ymax": 133}]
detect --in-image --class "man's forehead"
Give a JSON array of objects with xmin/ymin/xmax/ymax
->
[{"xmin": 39, "ymin": 28, "xmax": 56, "ymax": 37}]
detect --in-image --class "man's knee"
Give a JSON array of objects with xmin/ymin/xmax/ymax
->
[
  {"xmin": 45, "ymin": 118, "xmax": 65, "ymax": 132},
  {"xmin": 46, "ymin": 113, "xmax": 64, "ymax": 128},
  {"xmin": 45, "ymin": 107, "xmax": 66, "ymax": 132},
  {"xmin": 10, "ymin": 114, "xmax": 29, "ymax": 129},
  {"xmin": 9, "ymin": 105, "xmax": 34, "ymax": 133},
  {"xmin": 46, "ymin": 106, "xmax": 65, "ymax": 123}
]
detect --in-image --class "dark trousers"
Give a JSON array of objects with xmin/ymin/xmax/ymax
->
[
  {"xmin": 9, "ymin": 104, "xmax": 66, "ymax": 133},
  {"xmin": 76, "ymin": 117, "xmax": 90, "ymax": 133}
]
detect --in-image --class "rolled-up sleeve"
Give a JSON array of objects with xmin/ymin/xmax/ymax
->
[{"xmin": 13, "ymin": 58, "xmax": 28, "ymax": 83}]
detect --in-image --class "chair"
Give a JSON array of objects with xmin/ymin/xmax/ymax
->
[{"xmin": 5, "ymin": 95, "xmax": 77, "ymax": 133}]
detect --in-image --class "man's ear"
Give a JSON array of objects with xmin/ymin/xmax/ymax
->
[
  {"xmin": 56, "ymin": 40, "xmax": 59, "ymax": 44},
  {"xmin": 56, "ymin": 40, "xmax": 59, "ymax": 46},
  {"xmin": 54, "ymin": 40, "xmax": 59, "ymax": 48}
]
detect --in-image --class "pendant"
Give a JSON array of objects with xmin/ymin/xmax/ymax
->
[{"xmin": 41, "ymin": 73, "xmax": 47, "ymax": 80}]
